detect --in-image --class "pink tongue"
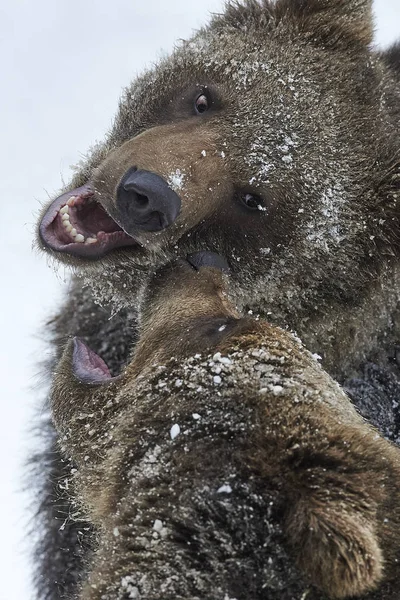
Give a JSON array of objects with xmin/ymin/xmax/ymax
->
[{"xmin": 72, "ymin": 337, "xmax": 112, "ymax": 384}]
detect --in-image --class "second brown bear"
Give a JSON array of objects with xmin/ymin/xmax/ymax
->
[{"xmin": 51, "ymin": 254, "xmax": 400, "ymax": 600}]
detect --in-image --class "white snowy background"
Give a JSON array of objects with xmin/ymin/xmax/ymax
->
[{"xmin": 0, "ymin": 0, "xmax": 398, "ymax": 597}]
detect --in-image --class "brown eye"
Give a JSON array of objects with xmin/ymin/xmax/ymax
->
[
  {"xmin": 195, "ymin": 94, "xmax": 209, "ymax": 114},
  {"xmin": 242, "ymin": 193, "xmax": 265, "ymax": 211}
]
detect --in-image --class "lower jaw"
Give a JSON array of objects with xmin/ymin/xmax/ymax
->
[{"xmin": 41, "ymin": 235, "xmax": 141, "ymax": 260}]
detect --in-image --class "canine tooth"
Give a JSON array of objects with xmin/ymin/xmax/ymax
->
[
  {"xmin": 65, "ymin": 223, "xmax": 73, "ymax": 232},
  {"xmin": 60, "ymin": 205, "xmax": 69, "ymax": 215},
  {"xmin": 67, "ymin": 196, "xmax": 77, "ymax": 206},
  {"xmin": 75, "ymin": 234, "xmax": 85, "ymax": 243},
  {"xmin": 70, "ymin": 228, "xmax": 77, "ymax": 237},
  {"xmin": 86, "ymin": 237, "xmax": 98, "ymax": 244},
  {"xmin": 62, "ymin": 213, "xmax": 70, "ymax": 222}
]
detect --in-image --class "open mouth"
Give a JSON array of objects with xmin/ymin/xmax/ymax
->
[
  {"xmin": 39, "ymin": 184, "xmax": 139, "ymax": 259},
  {"xmin": 72, "ymin": 337, "xmax": 114, "ymax": 384}
]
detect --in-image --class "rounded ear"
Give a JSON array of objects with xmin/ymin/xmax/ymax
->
[{"xmin": 276, "ymin": 0, "xmax": 374, "ymax": 47}]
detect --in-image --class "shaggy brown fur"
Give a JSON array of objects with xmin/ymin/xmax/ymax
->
[
  {"xmin": 34, "ymin": 0, "xmax": 400, "ymax": 597},
  {"xmin": 37, "ymin": 0, "xmax": 400, "ymax": 379},
  {"xmin": 51, "ymin": 260, "xmax": 400, "ymax": 599}
]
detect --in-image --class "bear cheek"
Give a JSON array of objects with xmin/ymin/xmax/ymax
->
[
  {"xmin": 169, "ymin": 149, "xmax": 233, "ymax": 235},
  {"xmin": 175, "ymin": 174, "xmax": 234, "ymax": 235}
]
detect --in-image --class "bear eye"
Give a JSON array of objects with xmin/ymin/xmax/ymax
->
[
  {"xmin": 241, "ymin": 193, "xmax": 265, "ymax": 211},
  {"xmin": 195, "ymin": 94, "xmax": 209, "ymax": 114}
]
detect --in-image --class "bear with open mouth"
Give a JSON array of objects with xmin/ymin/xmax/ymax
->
[
  {"xmin": 34, "ymin": 0, "xmax": 400, "ymax": 598},
  {"xmin": 50, "ymin": 253, "xmax": 400, "ymax": 600}
]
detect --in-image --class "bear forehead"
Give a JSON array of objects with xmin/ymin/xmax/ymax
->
[{"xmin": 113, "ymin": 7, "xmax": 377, "ymax": 187}]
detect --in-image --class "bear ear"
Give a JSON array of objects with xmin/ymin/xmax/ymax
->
[{"xmin": 276, "ymin": 0, "xmax": 374, "ymax": 47}]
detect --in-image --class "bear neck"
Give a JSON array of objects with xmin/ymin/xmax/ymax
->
[{"xmin": 248, "ymin": 262, "xmax": 400, "ymax": 382}]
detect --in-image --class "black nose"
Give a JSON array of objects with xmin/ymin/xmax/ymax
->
[
  {"xmin": 116, "ymin": 167, "xmax": 181, "ymax": 233},
  {"xmin": 187, "ymin": 251, "xmax": 230, "ymax": 273}
]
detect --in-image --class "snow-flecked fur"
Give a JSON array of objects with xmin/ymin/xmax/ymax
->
[
  {"xmin": 50, "ymin": 262, "xmax": 400, "ymax": 599},
  {"xmin": 34, "ymin": 0, "xmax": 400, "ymax": 598}
]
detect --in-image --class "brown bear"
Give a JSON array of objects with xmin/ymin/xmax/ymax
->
[
  {"xmin": 51, "ymin": 253, "xmax": 400, "ymax": 600},
  {"xmin": 37, "ymin": 0, "xmax": 400, "ymax": 380},
  {"xmin": 34, "ymin": 0, "xmax": 400, "ymax": 598}
]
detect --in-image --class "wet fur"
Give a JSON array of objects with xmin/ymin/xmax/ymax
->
[
  {"xmin": 50, "ymin": 263, "xmax": 400, "ymax": 599},
  {"xmin": 34, "ymin": 0, "xmax": 400, "ymax": 597}
]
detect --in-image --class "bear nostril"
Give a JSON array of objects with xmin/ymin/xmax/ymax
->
[
  {"xmin": 116, "ymin": 167, "xmax": 181, "ymax": 234},
  {"xmin": 134, "ymin": 193, "xmax": 149, "ymax": 207}
]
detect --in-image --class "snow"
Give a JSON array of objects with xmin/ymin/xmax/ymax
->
[
  {"xmin": 121, "ymin": 576, "xmax": 141, "ymax": 599},
  {"xmin": 217, "ymin": 484, "xmax": 233, "ymax": 494},
  {"xmin": 170, "ymin": 423, "xmax": 181, "ymax": 440},
  {"xmin": 1, "ymin": 1, "xmax": 397, "ymax": 598},
  {"xmin": 167, "ymin": 168, "xmax": 186, "ymax": 191},
  {"xmin": 152, "ymin": 519, "xmax": 163, "ymax": 532}
]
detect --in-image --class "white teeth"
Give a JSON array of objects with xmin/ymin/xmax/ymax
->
[
  {"xmin": 60, "ymin": 203, "xmax": 90, "ymax": 243},
  {"xmin": 62, "ymin": 216, "xmax": 72, "ymax": 232}
]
